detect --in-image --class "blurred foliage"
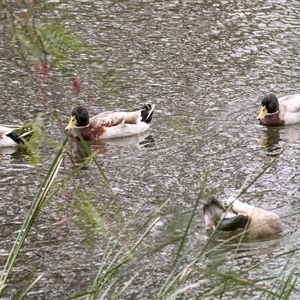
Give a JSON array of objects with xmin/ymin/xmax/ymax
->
[
  {"xmin": 20, "ymin": 115, "xmax": 44, "ymax": 164},
  {"xmin": 12, "ymin": 16, "xmax": 87, "ymax": 68},
  {"xmin": 74, "ymin": 198, "xmax": 108, "ymax": 249},
  {"xmin": 1, "ymin": 0, "xmax": 127, "ymax": 105}
]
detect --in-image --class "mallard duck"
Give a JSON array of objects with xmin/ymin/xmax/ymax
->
[
  {"xmin": 65, "ymin": 104, "xmax": 155, "ymax": 140},
  {"xmin": 203, "ymin": 197, "xmax": 282, "ymax": 239},
  {"xmin": 0, "ymin": 125, "xmax": 34, "ymax": 148},
  {"xmin": 257, "ymin": 93, "xmax": 300, "ymax": 126}
]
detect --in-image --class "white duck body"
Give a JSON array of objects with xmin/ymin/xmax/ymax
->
[
  {"xmin": 87, "ymin": 110, "xmax": 152, "ymax": 139},
  {"xmin": 226, "ymin": 198, "xmax": 282, "ymax": 239},
  {"xmin": 277, "ymin": 94, "xmax": 300, "ymax": 125},
  {"xmin": 203, "ymin": 197, "xmax": 282, "ymax": 239},
  {"xmin": 0, "ymin": 125, "xmax": 34, "ymax": 147}
]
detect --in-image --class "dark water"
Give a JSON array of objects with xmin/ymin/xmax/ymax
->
[{"xmin": 1, "ymin": 0, "xmax": 300, "ymax": 299}]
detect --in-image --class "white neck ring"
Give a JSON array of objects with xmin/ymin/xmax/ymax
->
[{"xmin": 266, "ymin": 111, "xmax": 279, "ymax": 116}]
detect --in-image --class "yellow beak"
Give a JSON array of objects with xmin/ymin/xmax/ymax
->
[
  {"xmin": 257, "ymin": 105, "xmax": 267, "ymax": 120},
  {"xmin": 65, "ymin": 115, "xmax": 77, "ymax": 131}
]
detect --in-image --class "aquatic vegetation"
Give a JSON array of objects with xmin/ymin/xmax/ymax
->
[
  {"xmin": 1, "ymin": 132, "xmax": 299, "ymax": 299},
  {"xmin": 1, "ymin": 1, "xmax": 300, "ymax": 300}
]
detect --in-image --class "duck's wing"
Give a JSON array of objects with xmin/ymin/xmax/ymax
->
[
  {"xmin": 0, "ymin": 125, "xmax": 33, "ymax": 144},
  {"xmin": 204, "ymin": 197, "xmax": 249, "ymax": 231},
  {"xmin": 90, "ymin": 104, "xmax": 155, "ymax": 128},
  {"xmin": 279, "ymin": 94, "xmax": 300, "ymax": 113},
  {"xmin": 90, "ymin": 110, "xmax": 141, "ymax": 128}
]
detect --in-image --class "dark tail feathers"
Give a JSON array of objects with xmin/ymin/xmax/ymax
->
[
  {"xmin": 141, "ymin": 104, "xmax": 155, "ymax": 124},
  {"xmin": 203, "ymin": 197, "xmax": 249, "ymax": 231},
  {"xmin": 7, "ymin": 126, "xmax": 34, "ymax": 144}
]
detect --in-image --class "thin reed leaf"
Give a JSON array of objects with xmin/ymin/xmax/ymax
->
[
  {"xmin": 164, "ymin": 282, "xmax": 201, "ymax": 300},
  {"xmin": 19, "ymin": 273, "xmax": 44, "ymax": 300},
  {"xmin": 87, "ymin": 239, "xmax": 124, "ymax": 299},
  {"xmin": 18, "ymin": 260, "xmax": 42, "ymax": 300},
  {"xmin": 280, "ymin": 269, "xmax": 298, "ymax": 300},
  {"xmin": 87, "ymin": 217, "xmax": 161, "ymax": 299},
  {"xmin": 173, "ymin": 171, "xmax": 208, "ymax": 267},
  {"xmin": 97, "ymin": 279, "xmax": 117, "ymax": 300},
  {"xmin": 126, "ymin": 216, "xmax": 161, "ymax": 258},
  {"xmin": 236, "ymin": 130, "xmax": 300, "ymax": 199},
  {"xmin": 214, "ymin": 271, "xmax": 281, "ymax": 297},
  {"xmin": 45, "ymin": 149, "xmax": 99, "ymax": 208},
  {"xmin": 135, "ymin": 198, "xmax": 170, "ymax": 235},
  {"xmin": 75, "ymin": 129, "xmax": 111, "ymax": 189},
  {"xmin": 112, "ymin": 272, "xmax": 139, "ymax": 300},
  {"xmin": 157, "ymin": 172, "xmax": 209, "ymax": 298},
  {"xmin": 0, "ymin": 134, "xmax": 69, "ymax": 295}
]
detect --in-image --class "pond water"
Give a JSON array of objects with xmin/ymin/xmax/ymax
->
[{"xmin": 1, "ymin": 0, "xmax": 300, "ymax": 299}]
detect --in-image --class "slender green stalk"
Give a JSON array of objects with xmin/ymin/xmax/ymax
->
[
  {"xmin": 236, "ymin": 130, "xmax": 300, "ymax": 199},
  {"xmin": 19, "ymin": 272, "xmax": 44, "ymax": 300},
  {"xmin": 87, "ymin": 217, "xmax": 161, "ymax": 300},
  {"xmin": 75, "ymin": 129, "xmax": 111, "ymax": 188},
  {"xmin": 173, "ymin": 171, "xmax": 208, "ymax": 268},
  {"xmin": 44, "ymin": 149, "xmax": 100, "ymax": 208},
  {"xmin": 0, "ymin": 134, "xmax": 69, "ymax": 295},
  {"xmin": 18, "ymin": 259, "xmax": 42, "ymax": 300},
  {"xmin": 157, "ymin": 172, "xmax": 208, "ymax": 298},
  {"xmin": 112, "ymin": 272, "xmax": 139, "ymax": 300}
]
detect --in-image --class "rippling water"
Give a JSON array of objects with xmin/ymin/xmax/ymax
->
[{"xmin": 1, "ymin": 0, "xmax": 300, "ymax": 299}]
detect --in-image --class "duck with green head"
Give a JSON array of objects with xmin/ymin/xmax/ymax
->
[
  {"xmin": 257, "ymin": 93, "xmax": 300, "ymax": 126},
  {"xmin": 66, "ymin": 104, "xmax": 155, "ymax": 140}
]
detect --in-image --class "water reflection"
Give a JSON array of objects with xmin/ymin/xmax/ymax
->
[
  {"xmin": 2, "ymin": 0, "xmax": 300, "ymax": 298},
  {"xmin": 0, "ymin": 147, "xmax": 18, "ymax": 156},
  {"xmin": 259, "ymin": 126, "xmax": 281, "ymax": 154},
  {"xmin": 0, "ymin": 146, "xmax": 32, "ymax": 158},
  {"xmin": 67, "ymin": 133, "xmax": 155, "ymax": 164},
  {"xmin": 259, "ymin": 125, "xmax": 300, "ymax": 155}
]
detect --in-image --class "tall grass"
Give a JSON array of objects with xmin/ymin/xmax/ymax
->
[
  {"xmin": 2, "ymin": 2, "xmax": 300, "ymax": 299},
  {"xmin": 1, "ymin": 130, "xmax": 300, "ymax": 299},
  {"xmin": 0, "ymin": 134, "xmax": 67, "ymax": 295},
  {"xmin": 0, "ymin": 130, "xmax": 111, "ymax": 297}
]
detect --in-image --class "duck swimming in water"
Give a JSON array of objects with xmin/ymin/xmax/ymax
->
[
  {"xmin": 257, "ymin": 93, "xmax": 300, "ymax": 126},
  {"xmin": 203, "ymin": 197, "xmax": 282, "ymax": 239},
  {"xmin": 66, "ymin": 104, "xmax": 155, "ymax": 140}
]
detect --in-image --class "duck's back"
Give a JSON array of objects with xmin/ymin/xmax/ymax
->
[{"xmin": 278, "ymin": 94, "xmax": 300, "ymax": 124}]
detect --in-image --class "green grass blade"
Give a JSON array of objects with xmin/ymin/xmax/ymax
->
[
  {"xmin": 75, "ymin": 129, "xmax": 111, "ymax": 189},
  {"xmin": 0, "ymin": 134, "xmax": 69, "ymax": 295},
  {"xmin": 157, "ymin": 172, "xmax": 208, "ymax": 298}
]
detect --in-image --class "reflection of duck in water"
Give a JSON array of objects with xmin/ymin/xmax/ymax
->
[
  {"xmin": 259, "ymin": 127, "xmax": 281, "ymax": 153},
  {"xmin": 203, "ymin": 197, "xmax": 282, "ymax": 239},
  {"xmin": 259, "ymin": 121, "xmax": 300, "ymax": 154},
  {"xmin": 68, "ymin": 133, "xmax": 155, "ymax": 164},
  {"xmin": 257, "ymin": 93, "xmax": 300, "ymax": 126},
  {"xmin": 88, "ymin": 133, "xmax": 154, "ymax": 149},
  {"xmin": 66, "ymin": 104, "xmax": 155, "ymax": 140}
]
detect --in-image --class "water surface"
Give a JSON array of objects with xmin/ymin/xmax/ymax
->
[{"xmin": 1, "ymin": 0, "xmax": 300, "ymax": 299}]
